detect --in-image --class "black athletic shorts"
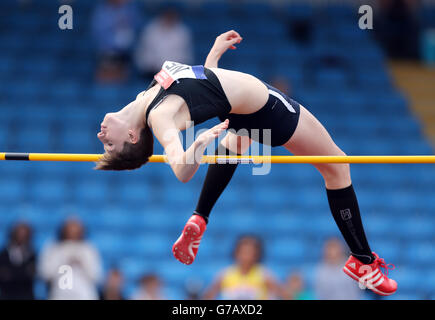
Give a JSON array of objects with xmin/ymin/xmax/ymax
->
[{"xmin": 218, "ymin": 82, "xmax": 301, "ymax": 147}]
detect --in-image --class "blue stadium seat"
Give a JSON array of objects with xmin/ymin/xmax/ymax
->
[
  {"xmin": 397, "ymin": 218, "xmax": 434, "ymax": 240},
  {"xmin": 369, "ymin": 240, "xmax": 402, "ymax": 265},
  {"xmin": 0, "ymin": 56, "xmax": 16, "ymax": 75},
  {"xmin": 364, "ymin": 216, "xmax": 397, "ymax": 239},
  {"xmin": 110, "ymin": 180, "xmax": 152, "ymax": 205},
  {"xmin": 12, "ymin": 205, "xmax": 59, "ymax": 232},
  {"xmin": 285, "ymin": 3, "xmax": 314, "ymax": 19},
  {"xmin": 19, "ymin": 58, "xmax": 57, "ymax": 75},
  {"xmin": 33, "ymin": 231, "xmax": 57, "ymax": 254},
  {"xmin": 88, "ymin": 232, "xmax": 126, "ymax": 261},
  {"xmin": 94, "ymin": 208, "xmax": 137, "ymax": 233},
  {"xmin": 0, "ymin": 205, "xmax": 28, "ymax": 229},
  {"xmin": 59, "ymin": 124, "xmax": 99, "ymax": 153},
  {"xmin": 126, "ymin": 233, "xmax": 173, "ymax": 260},
  {"xmin": 267, "ymin": 238, "xmax": 308, "ymax": 264},
  {"xmin": 72, "ymin": 179, "xmax": 109, "ymax": 205},
  {"xmin": 0, "ymin": 180, "xmax": 26, "ymax": 204},
  {"xmin": 405, "ymin": 242, "xmax": 435, "ymax": 266},
  {"xmin": 29, "ymin": 179, "xmax": 69, "ymax": 205},
  {"xmin": 158, "ymin": 260, "xmax": 205, "ymax": 288},
  {"xmin": 201, "ymin": 2, "xmax": 231, "ymax": 18},
  {"xmin": 118, "ymin": 257, "xmax": 156, "ymax": 283},
  {"xmin": 14, "ymin": 123, "xmax": 54, "ymax": 152},
  {"xmin": 48, "ymin": 81, "xmax": 84, "ymax": 101},
  {"xmin": 0, "ymin": 229, "xmax": 6, "ymax": 249},
  {"xmin": 128, "ymin": 207, "xmax": 173, "ymax": 232},
  {"xmin": 392, "ymin": 266, "xmax": 425, "ymax": 294}
]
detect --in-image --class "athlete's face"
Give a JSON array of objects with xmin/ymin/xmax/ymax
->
[{"xmin": 97, "ymin": 113, "xmax": 131, "ymax": 154}]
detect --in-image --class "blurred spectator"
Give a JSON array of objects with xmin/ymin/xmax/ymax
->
[
  {"xmin": 0, "ymin": 222, "xmax": 36, "ymax": 300},
  {"xmin": 203, "ymin": 235, "xmax": 285, "ymax": 300},
  {"xmin": 131, "ymin": 273, "xmax": 165, "ymax": 300},
  {"xmin": 38, "ymin": 218, "xmax": 102, "ymax": 300},
  {"xmin": 374, "ymin": 0, "xmax": 421, "ymax": 59},
  {"xmin": 100, "ymin": 268, "xmax": 125, "ymax": 300},
  {"xmin": 314, "ymin": 238, "xmax": 362, "ymax": 300},
  {"xmin": 287, "ymin": 18, "xmax": 313, "ymax": 46},
  {"xmin": 134, "ymin": 8, "xmax": 193, "ymax": 80},
  {"xmin": 91, "ymin": 0, "xmax": 139, "ymax": 83},
  {"xmin": 283, "ymin": 272, "xmax": 314, "ymax": 300}
]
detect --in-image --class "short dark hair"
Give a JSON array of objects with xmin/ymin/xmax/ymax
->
[
  {"xmin": 9, "ymin": 222, "xmax": 32, "ymax": 245},
  {"xmin": 95, "ymin": 126, "xmax": 154, "ymax": 171}
]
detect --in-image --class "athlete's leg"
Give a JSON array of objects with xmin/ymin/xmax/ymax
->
[
  {"xmin": 282, "ymin": 105, "xmax": 397, "ymax": 295},
  {"xmin": 194, "ymin": 131, "xmax": 252, "ymax": 223},
  {"xmin": 173, "ymin": 132, "xmax": 252, "ymax": 265},
  {"xmin": 282, "ymin": 105, "xmax": 373, "ymax": 263}
]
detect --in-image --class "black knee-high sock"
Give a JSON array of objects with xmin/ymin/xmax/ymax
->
[
  {"xmin": 326, "ymin": 185, "xmax": 375, "ymax": 264},
  {"xmin": 193, "ymin": 145, "xmax": 240, "ymax": 224}
]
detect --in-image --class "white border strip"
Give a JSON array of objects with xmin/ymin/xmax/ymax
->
[{"xmin": 268, "ymin": 90, "xmax": 296, "ymax": 113}]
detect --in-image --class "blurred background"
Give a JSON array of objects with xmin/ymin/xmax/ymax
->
[{"xmin": 0, "ymin": 0, "xmax": 434, "ymax": 300}]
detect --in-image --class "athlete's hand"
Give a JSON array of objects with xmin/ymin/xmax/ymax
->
[
  {"xmin": 212, "ymin": 30, "xmax": 243, "ymax": 55},
  {"xmin": 195, "ymin": 119, "xmax": 229, "ymax": 148},
  {"xmin": 205, "ymin": 30, "xmax": 243, "ymax": 68}
]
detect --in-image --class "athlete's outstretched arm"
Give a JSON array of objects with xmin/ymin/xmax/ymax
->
[
  {"xmin": 204, "ymin": 30, "xmax": 243, "ymax": 68},
  {"xmin": 151, "ymin": 113, "xmax": 229, "ymax": 183}
]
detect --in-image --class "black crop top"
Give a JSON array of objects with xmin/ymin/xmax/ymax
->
[{"xmin": 145, "ymin": 67, "xmax": 232, "ymax": 126}]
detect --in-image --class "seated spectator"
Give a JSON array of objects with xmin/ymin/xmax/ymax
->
[
  {"xmin": 38, "ymin": 217, "xmax": 103, "ymax": 300},
  {"xmin": 203, "ymin": 235, "xmax": 285, "ymax": 300},
  {"xmin": 287, "ymin": 18, "xmax": 313, "ymax": 46},
  {"xmin": 131, "ymin": 273, "xmax": 165, "ymax": 300},
  {"xmin": 100, "ymin": 268, "xmax": 125, "ymax": 300},
  {"xmin": 374, "ymin": 0, "xmax": 420, "ymax": 59},
  {"xmin": 314, "ymin": 238, "xmax": 362, "ymax": 300},
  {"xmin": 283, "ymin": 272, "xmax": 314, "ymax": 300},
  {"xmin": 0, "ymin": 222, "xmax": 36, "ymax": 300},
  {"xmin": 91, "ymin": 0, "xmax": 139, "ymax": 83},
  {"xmin": 134, "ymin": 8, "xmax": 193, "ymax": 80}
]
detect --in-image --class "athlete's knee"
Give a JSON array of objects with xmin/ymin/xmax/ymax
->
[{"xmin": 317, "ymin": 150, "xmax": 351, "ymax": 188}]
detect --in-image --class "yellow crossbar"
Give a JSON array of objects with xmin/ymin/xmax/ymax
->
[{"xmin": 1, "ymin": 153, "xmax": 435, "ymax": 164}]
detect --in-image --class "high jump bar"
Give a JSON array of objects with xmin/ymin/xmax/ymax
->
[{"xmin": 1, "ymin": 153, "xmax": 435, "ymax": 164}]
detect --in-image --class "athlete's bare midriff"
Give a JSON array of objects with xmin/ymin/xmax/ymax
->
[{"xmin": 209, "ymin": 67, "xmax": 269, "ymax": 114}]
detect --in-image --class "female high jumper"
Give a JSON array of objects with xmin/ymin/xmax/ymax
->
[{"xmin": 96, "ymin": 30, "xmax": 397, "ymax": 296}]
